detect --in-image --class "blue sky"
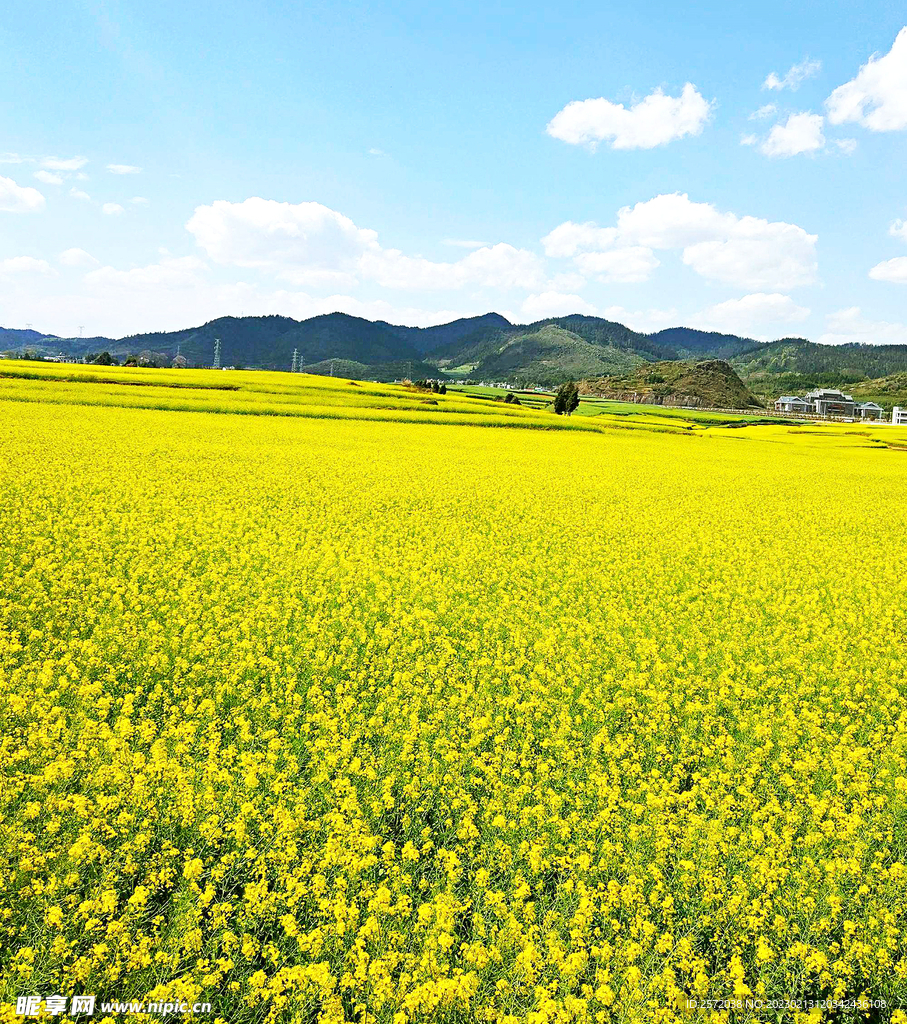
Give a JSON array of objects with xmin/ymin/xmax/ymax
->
[{"xmin": 1, "ymin": 0, "xmax": 906, "ymax": 342}]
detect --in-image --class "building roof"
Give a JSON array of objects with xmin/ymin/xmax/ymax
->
[{"xmin": 805, "ymin": 389, "xmax": 854, "ymax": 401}]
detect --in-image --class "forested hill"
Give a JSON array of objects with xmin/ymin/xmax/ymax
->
[
  {"xmin": 5, "ymin": 314, "xmax": 907, "ymax": 389},
  {"xmin": 581, "ymin": 359, "xmax": 762, "ymax": 409},
  {"xmin": 729, "ymin": 337, "xmax": 907, "ymax": 383},
  {"xmin": 0, "ymin": 326, "xmax": 60, "ymax": 345},
  {"xmin": 650, "ymin": 327, "xmax": 759, "ymax": 360}
]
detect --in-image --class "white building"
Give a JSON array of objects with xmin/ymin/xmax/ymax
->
[
  {"xmin": 804, "ymin": 389, "xmax": 858, "ymax": 417},
  {"xmin": 775, "ymin": 395, "xmax": 812, "ymax": 414},
  {"xmin": 774, "ymin": 390, "xmax": 885, "ymax": 421},
  {"xmin": 894, "ymin": 406, "xmax": 907, "ymax": 425},
  {"xmin": 856, "ymin": 402, "xmax": 885, "ymax": 421}
]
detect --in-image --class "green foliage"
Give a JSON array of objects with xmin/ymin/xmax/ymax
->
[
  {"xmin": 14, "ymin": 312, "xmax": 907, "ymax": 394},
  {"xmin": 649, "ymin": 326, "xmax": 759, "ymax": 360},
  {"xmin": 584, "ymin": 360, "xmax": 761, "ymax": 410},
  {"xmin": 748, "ymin": 371, "xmax": 866, "ymax": 398},
  {"xmin": 732, "ymin": 338, "xmax": 907, "ymax": 383},
  {"xmin": 849, "ymin": 372, "xmax": 907, "ymax": 408},
  {"xmin": 463, "ymin": 326, "xmax": 646, "ymax": 386},
  {"xmin": 553, "ymin": 381, "xmax": 579, "ymax": 415}
]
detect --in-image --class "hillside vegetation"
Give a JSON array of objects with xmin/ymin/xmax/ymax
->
[
  {"xmin": 441, "ymin": 325, "xmax": 646, "ymax": 385},
  {"xmin": 6, "ymin": 314, "xmax": 907, "ymax": 398},
  {"xmin": 850, "ymin": 372, "xmax": 907, "ymax": 407},
  {"xmin": 730, "ymin": 337, "xmax": 907, "ymax": 386},
  {"xmin": 648, "ymin": 326, "xmax": 759, "ymax": 360},
  {"xmin": 581, "ymin": 359, "xmax": 761, "ymax": 409}
]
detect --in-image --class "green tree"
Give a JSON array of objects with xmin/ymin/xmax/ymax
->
[{"xmin": 553, "ymin": 381, "xmax": 579, "ymax": 415}]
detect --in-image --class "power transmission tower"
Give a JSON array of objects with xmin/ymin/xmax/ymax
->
[
  {"xmin": 213, "ymin": 337, "xmax": 221, "ymax": 369},
  {"xmin": 291, "ymin": 348, "xmax": 299, "ymax": 373},
  {"xmin": 330, "ymin": 359, "xmax": 335, "ymax": 377},
  {"xmin": 78, "ymin": 326, "xmax": 84, "ymax": 337}
]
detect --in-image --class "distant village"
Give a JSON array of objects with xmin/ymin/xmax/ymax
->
[{"xmin": 775, "ymin": 388, "xmax": 907, "ymax": 425}]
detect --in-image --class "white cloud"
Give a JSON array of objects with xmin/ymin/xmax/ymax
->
[
  {"xmin": 546, "ymin": 83, "xmax": 712, "ymax": 150},
  {"xmin": 454, "ymin": 244, "xmax": 545, "ymax": 289},
  {"xmin": 187, "ymin": 198, "xmax": 377, "ymax": 271},
  {"xmin": 70, "ymin": 188, "xmax": 92, "ymax": 201},
  {"xmin": 130, "ymin": 196, "xmax": 149, "ymax": 205},
  {"xmin": 0, "ymin": 153, "xmax": 29, "ymax": 164},
  {"xmin": 890, "ymin": 218, "xmax": 907, "ymax": 241},
  {"xmin": 760, "ymin": 112, "xmax": 826, "ymax": 157},
  {"xmin": 97, "ymin": 281, "xmax": 470, "ymax": 335},
  {"xmin": 0, "ymin": 245, "xmax": 489, "ymax": 337},
  {"xmin": 0, "ymin": 175, "xmax": 46, "ymax": 213},
  {"xmin": 85, "ymin": 256, "xmax": 209, "ymax": 291},
  {"xmin": 35, "ymin": 170, "xmax": 64, "ymax": 185},
  {"xmin": 818, "ymin": 306, "xmax": 907, "ymax": 345},
  {"xmin": 367, "ymin": 148, "xmax": 387, "ymax": 157},
  {"xmin": 187, "ymin": 197, "xmax": 545, "ymax": 291},
  {"xmin": 58, "ymin": 248, "xmax": 100, "ymax": 268},
  {"xmin": 682, "ymin": 224, "xmax": 817, "ymax": 290},
  {"xmin": 615, "ymin": 193, "xmax": 736, "ymax": 248},
  {"xmin": 272, "ymin": 267, "xmax": 360, "ymax": 289},
  {"xmin": 102, "ymin": 203, "xmax": 125, "ymax": 216},
  {"xmin": 443, "ymin": 238, "xmax": 489, "ymax": 248},
  {"xmin": 107, "ymin": 163, "xmax": 142, "ymax": 174},
  {"xmin": 696, "ymin": 292, "xmax": 810, "ymax": 337},
  {"xmin": 546, "ymin": 271, "xmax": 587, "ymax": 292},
  {"xmin": 520, "ymin": 291, "xmax": 598, "ymax": 320},
  {"xmin": 763, "ymin": 58, "xmax": 822, "ymax": 91},
  {"xmin": 545, "ymin": 193, "xmax": 818, "ymax": 292},
  {"xmin": 868, "ymin": 256, "xmax": 907, "ymax": 283},
  {"xmin": 750, "ymin": 104, "xmax": 778, "ymax": 119},
  {"xmin": 42, "ymin": 156, "xmax": 88, "ymax": 171},
  {"xmin": 574, "ymin": 246, "xmax": 659, "ymax": 283},
  {"xmin": 360, "ymin": 242, "xmax": 545, "ymax": 291},
  {"xmin": 0, "ymin": 256, "xmax": 54, "ymax": 275},
  {"xmin": 827, "ymin": 28, "xmax": 907, "ymax": 131},
  {"xmin": 269, "ymin": 293, "xmax": 467, "ymax": 328},
  {"xmin": 746, "ymin": 113, "xmax": 838, "ymax": 157},
  {"xmin": 541, "ymin": 221, "xmax": 618, "ymax": 258},
  {"xmin": 628, "ymin": 195, "xmax": 818, "ymax": 289},
  {"xmin": 601, "ymin": 305, "xmax": 679, "ymax": 333}
]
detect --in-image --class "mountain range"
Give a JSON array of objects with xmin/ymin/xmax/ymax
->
[{"xmin": 4, "ymin": 312, "xmax": 907, "ymax": 394}]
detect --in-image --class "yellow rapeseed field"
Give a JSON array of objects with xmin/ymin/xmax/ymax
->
[{"xmin": 1, "ymin": 371, "xmax": 907, "ymax": 1023}]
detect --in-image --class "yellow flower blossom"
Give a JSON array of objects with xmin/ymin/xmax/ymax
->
[{"xmin": 1, "ymin": 367, "xmax": 907, "ymax": 1021}]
